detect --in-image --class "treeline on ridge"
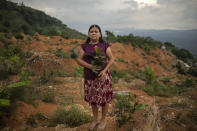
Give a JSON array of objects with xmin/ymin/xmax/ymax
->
[{"xmin": 0, "ymin": 0, "xmax": 86, "ymax": 39}]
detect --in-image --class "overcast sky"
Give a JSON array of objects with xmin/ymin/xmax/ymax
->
[{"xmin": 9, "ymin": 0, "xmax": 197, "ymax": 34}]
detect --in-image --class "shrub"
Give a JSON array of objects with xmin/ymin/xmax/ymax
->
[
  {"xmin": 50, "ymin": 105, "xmax": 92, "ymax": 127},
  {"xmin": 70, "ymin": 49, "xmax": 78, "ymax": 59},
  {"xmin": 179, "ymin": 78, "xmax": 195, "ymax": 89},
  {"xmin": 113, "ymin": 94, "xmax": 147, "ymax": 127},
  {"xmin": 22, "ymin": 87, "xmax": 37, "ymax": 106},
  {"xmin": 35, "ymin": 112, "xmax": 49, "ymax": 121},
  {"xmin": 54, "ymin": 48, "xmax": 70, "ymax": 59},
  {"xmin": 190, "ymin": 101, "xmax": 197, "ymax": 125},
  {"xmin": 61, "ymin": 32, "xmax": 70, "ymax": 39},
  {"xmin": 164, "ymin": 42, "xmax": 175, "ymax": 50},
  {"xmin": 143, "ymin": 85, "xmax": 176, "ymax": 97},
  {"xmin": 188, "ymin": 67, "xmax": 197, "ymax": 77},
  {"xmin": 7, "ymin": 81, "xmax": 37, "ymax": 106},
  {"xmin": 116, "ymin": 58, "xmax": 128, "ymax": 64},
  {"xmin": 8, "ymin": 55, "xmax": 22, "ymax": 74},
  {"xmin": 39, "ymin": 69, "xmax": 54, "ymax": 84},
  {"xmin": 5, "ymin": 45, "xmax": 24, "ymax": 58},
  {"xmin": 18, "ymin": 67, "xmax": 31, "ymax": 81},
  {"xmin": 144, "ymin": 65, "xmax": 156, "ymax": 85},
  {"xmin": 0, "ymin": 34, "xmax": 13, "ymax": 48},
  {"xmin": 175, "ymin": 62, "xmax": 186, "ymax": 74},
  {"xmin": 70, "ymin": 41, "xmax": 78, "ymax": 45},
  {"xmin": 24, "ymin": 51, "xmax": 34, "ymax": 58},
  {"xmin": 143, "ymin": 78, "xmax": 195, "ymax": 97},
  {"xmin": 0, "ymin": 57, "xmax": 9, "ymax": 79},
  {"xmin": 110, "ymin": 68, "xmax": 127, "ymax": 83},
  {"xmin": 73, "ymin": 66, "xmax": 83, "ymax": 77},
  {"xmin": 14, "ymin": 33, "xmax": 24, "ymax": 40},
  {"xmin": 40, "ymin": 88, "xmax": 55, "ymax": 103},
  {"xmin": 124, "ymin": 75, "xmax": 133, "ymax": 83},
  {"xmin": 172, "ymin": 48, "xmax": 193, "ymax": 62},
  {"xmin": 0, "ymin": 80, "xmax": 31, "ymax": 118},
  {"xmin": 26, "ymin": 114, "xmax": 37, "ymax": 127}
]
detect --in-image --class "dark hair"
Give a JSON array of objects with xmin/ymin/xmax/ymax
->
[{"xmin": 85, "ymin": 24, "xmax": 105, "ymax": 43}]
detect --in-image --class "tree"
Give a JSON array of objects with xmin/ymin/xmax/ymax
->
[
  {"xmin": 105, "ymin": 30, "xmax": 116, "ymax": 43},
  {"xmin": 164, "ymin": 42, "xmax": 175, "ymax": 50}
]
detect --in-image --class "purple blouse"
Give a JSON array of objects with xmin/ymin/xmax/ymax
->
[{"xmin": 81, "ymin": 42, "xmax": 110, "ymax": 80}]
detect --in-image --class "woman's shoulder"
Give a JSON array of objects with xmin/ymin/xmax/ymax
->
[
  {"xmin": 99, "ymin": 42, "xmax": 108, "ymax": 46},
  {"xmin": 81, "ymin": 42, "xmax": 88, "ymax": 47},
  {"xmin": 81, "ymin": 42, "xmax": 91, "ymax": 51},
  {"xmin": 81, "ymin": 42, "xmax": 88, "ymax": 46},
  {"xmin": 100, "ymin": 42, "xmax": 110, "ymax": 49}
]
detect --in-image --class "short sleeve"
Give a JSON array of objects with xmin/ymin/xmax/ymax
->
[
  {"xmin": 81, "ymin": 43, "xmax": 86, "ymax": 52},
  {"xmin": 105, "ymin": 42, "xmax": 110, "ymax": 52}
]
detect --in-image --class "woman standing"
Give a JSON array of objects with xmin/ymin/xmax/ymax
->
[{"xmin": 77, "ymin": 24, "xmax": 115, "ymax": 131}]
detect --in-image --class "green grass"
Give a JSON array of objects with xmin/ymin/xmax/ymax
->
[{"xmin": 49, "ymin": 105, "xmax": 93, "ymax": 127}]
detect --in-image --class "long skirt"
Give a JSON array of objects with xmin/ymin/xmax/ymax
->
[{"xmin": 84, "ymin": 70, "xmax": 113, "ymax": 106}]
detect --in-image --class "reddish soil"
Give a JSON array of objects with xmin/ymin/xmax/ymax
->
[{"xmin": 1, "ymin": 33, "xmax": 197, "ymax": 131}]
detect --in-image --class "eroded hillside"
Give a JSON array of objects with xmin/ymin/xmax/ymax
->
[{"xmin": 0, "ymin": 33, "xmax": 197, "ymax": 131}]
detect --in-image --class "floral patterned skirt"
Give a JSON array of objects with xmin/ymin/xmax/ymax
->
[{"xmin": 84, "ymin": 70, "xmax": 113, "ymax": 106}]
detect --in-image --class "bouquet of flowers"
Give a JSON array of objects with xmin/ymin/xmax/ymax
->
[{"xmin": 91, "ymin": 46, "xmax": 106, "ymax": 74}]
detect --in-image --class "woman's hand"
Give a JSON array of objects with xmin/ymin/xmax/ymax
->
[{"xmin": 98, "ymin": 69, "xmax": 107, "ymax": 80}]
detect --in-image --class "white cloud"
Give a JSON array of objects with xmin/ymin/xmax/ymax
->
[
  {"xmin": 9, "ymin": 0, "xmax": 197, "ymax": 33},
  {"xmin": 43, "ymin": 7, "xmax": 57, "ymax": 15}
]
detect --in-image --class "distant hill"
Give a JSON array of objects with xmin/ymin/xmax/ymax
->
[
  {"xmin": 0, "ymin": 0, "xmax": 86, "ymax": 39},
  {"xmin": 114, "ymin": 29, "xmax": 197, "ymax": 56}
]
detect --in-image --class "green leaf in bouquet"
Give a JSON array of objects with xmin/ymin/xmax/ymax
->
[{"xmin": 95, "ymin": 48, "xmax": 102, "ymax": 54}]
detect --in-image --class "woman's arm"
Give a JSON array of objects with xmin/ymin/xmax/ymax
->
[
  {"xmin": 98, "ymin": 46, "xmax": 115, "ymax": 77},
  {"xmin": 104, "ymin": 47, "xmax": 115, "ymax": 71},
  {"xmin": 76, "ymin": 46, "xmax": 93, "ymax": 69}
]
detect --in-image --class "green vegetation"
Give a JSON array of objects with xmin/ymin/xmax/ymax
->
[
  {"xmin": 188, "ymin": 67, "xmax": 197, "ymax": 77},
  {"xmin": 110, "ymin": 68, "xmax": 127, "ymax": 83},
  {"xmin": 112, "ymin": 94, "xmax": 147, "ymax": 127},
  {"xmin": 115, "ymin": 57, "xmax": 128, "ymax": 64},
  {"xmin": 175, "ymin": 62, "xmax": 197, "ymax": 77},
  {"xmin": 105, "ymin": 31, "xmax": 161, "ymax": 52},
  {"xmin": 164, "ymin": 42, "xmax": 195, "ymax": 69},
  {"xmin": 26, "ymin": 114, "xmax": 37, "ymax": 127},
  {"xmin": 175, "ymin": 62, "xmax": 186, "ymax": 75},
  {"xmin": 70, "ymin": 40, "xmax": 78, "ymax": 45},
  {"xmin": 104, "ymin": 31, "xmax": 196, "ymax": 70},
  {"xmin": 0, "ymin": 0, "xmax": 86, "ymax": 39},
  {"xmin": 0, "ymin": 80, "xmax": 31, "ymax": 118},
  {"xmin": 172, "ymin": 48, "xmax": 193, "ymax": 62},
  {"xmin": 70, "ymin": 48, "xmax": 78, "ymax": 59},
  {"xmin": 0, "ymin": 34, "xmax": 26, "ymax": 79},
  {"xmin": 50, "ymin": 105, "xmax": 92, "ymax": 127},
  {"xmin": 40, "ymin": 88, "xmax": 56, "ymax": 103},
  {"xmin": 19, "ymin": 67, "xmax": 31, "ymax": 81},
  {"xmin": 25, "ymin": 113, "xmax": 49, "ymax": 128},
  {"xmin": 73, "ymin": 66, "xmax": 83, "ymax": 77},
  {"xmin": 54, "ymin": 48, "xmax": 70, "ymax": 59},
  {"xmin": 190, "ymin": 101, "xmax": 197, "ymax": 125},
  {"xmin": 142, "ymin": 65, "xmax": 195, "ymax": 97},
  {"xmin": 38, "ymin": 69, "xmax": 55, "ymax": 84}
]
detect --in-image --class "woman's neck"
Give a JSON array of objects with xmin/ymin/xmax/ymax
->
[{"xmin": 89, "ymin": 40, "xmax": 99, "ymax": 45}]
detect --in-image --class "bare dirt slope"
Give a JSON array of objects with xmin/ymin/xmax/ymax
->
[{"xmin": 1, "ymin": 34, "xmax": 197, "ymax": 131}]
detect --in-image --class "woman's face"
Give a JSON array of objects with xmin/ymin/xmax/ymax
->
[{"xmin": 88, "ymin": 27, "xmax": 101, "ymax": 42}]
